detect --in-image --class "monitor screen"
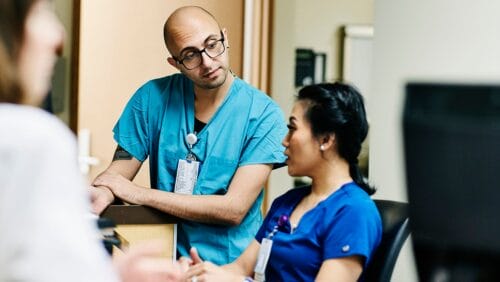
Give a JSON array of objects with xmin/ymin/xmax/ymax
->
[{"xmin": 403, "ymin": 82, "xmax": 500, "ymax": 279}]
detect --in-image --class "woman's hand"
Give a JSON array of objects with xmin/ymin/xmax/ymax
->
[{"xmin": 185, "ymin": 261, "xmax": 247, "ymax": 282}]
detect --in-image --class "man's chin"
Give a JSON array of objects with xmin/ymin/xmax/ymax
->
[{"xmin": 198, "ymin": 74, "xmax": 227, "ymax": 90}]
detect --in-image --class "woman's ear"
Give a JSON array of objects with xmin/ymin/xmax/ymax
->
[{"xmin": 319, "ymin": 134, "xmax": 336, "ymax": 151}]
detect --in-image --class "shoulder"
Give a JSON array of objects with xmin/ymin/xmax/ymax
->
[
  {"xmin": 0, "ymin": 105, "xmax": 76, "ymax": 158},
  {"xmin": 233, "ymin": 77, "xmax": 282, "ymax": 111},
  {"xmin": 271, "ymin": 186, "xmax": 310, "ymax": 208},
  {"xmin": 135, "ymin": 73, "xmax": 191, "ymax": 96},
  {"xmin": 126, "ymin": 74, "xmax": 191, "ymax": 112},
  {"xmin": 324, "ymin": 183, "xmax": 379, "ymax": 219}
]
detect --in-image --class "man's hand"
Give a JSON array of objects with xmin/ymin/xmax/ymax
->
[
  {"xmin": 93, "ymin": 172, "xmax": 146, "ymax": 205},
  {"xmin": 89, "ymin": 185, "xmax": 114, "ymax": 214}
]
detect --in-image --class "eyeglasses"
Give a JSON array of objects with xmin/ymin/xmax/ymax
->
[{"xmin": 173, "ymin": 31, "xmax": 226, "ymax": 70}]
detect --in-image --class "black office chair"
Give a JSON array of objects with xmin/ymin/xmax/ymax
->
[{"xmin": 364, "ymin": 199, "xmax": 410, "ymax": 282}]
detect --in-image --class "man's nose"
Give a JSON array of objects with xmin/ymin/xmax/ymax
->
[{"xmin": 199, "ymin": 51, "xmax": 214, "ymax": 68}]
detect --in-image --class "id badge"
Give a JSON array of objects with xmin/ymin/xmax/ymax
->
[
  {"xmin": 254, "ymin": 238, "xmax": 273, "ymax": 282},
  {"xmin": 174, "ymin": 159, "xmax": 200, "ymax": 194}
]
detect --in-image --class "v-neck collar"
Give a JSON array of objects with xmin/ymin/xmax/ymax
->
[{"xmin": 185, "ymin": 77, "xmax": 241, "ymax": 136}]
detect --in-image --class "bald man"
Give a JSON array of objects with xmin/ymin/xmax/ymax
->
[{"xmin": 90, "ymin": 6, "xmax": 287, "ymax": 265}]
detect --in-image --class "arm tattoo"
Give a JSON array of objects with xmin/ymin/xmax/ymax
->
[{"xmin": 113, "ymin": 145, "xmax": 133, "ymax": 161}]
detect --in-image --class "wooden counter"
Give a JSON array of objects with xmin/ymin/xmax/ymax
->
[{"xmin": 101, "ymin": 205, "xmax": 180, "ymax": 260}]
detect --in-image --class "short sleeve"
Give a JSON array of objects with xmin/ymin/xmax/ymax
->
[
  {"xmin": 113, "ymin": 83, "xmax": 151, "ymax": 162},
  {"xmin": 239, "ymin": 104, "xmax": 287, "ymax": 166},
  {"xmin": 322, "ymin": 203, "xmax": 380, "ymax": 266}
]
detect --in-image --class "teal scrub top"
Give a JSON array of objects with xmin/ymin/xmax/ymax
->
[{"xmin": 113, "ymin": 73, "xmax": 287, "ymax": 264}]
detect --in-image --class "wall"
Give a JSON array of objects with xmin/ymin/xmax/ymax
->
[
  {"xmin": 53, "ymin": 0, "xmax": 73, "ymax": 125},
  {"xmin": 78, "ymin": 0, "xmax": 244, "ymax": 183},
  {"xmin": 371, "ymin": 0, "xmax": 500, "ymax": 281},
  {"xmin": 294, "ymin": 0, "xmax": 373, "ymax": 81},
  {"xmin": 268, "ymin": 0, "xmax": 374, "ymax": 214}
]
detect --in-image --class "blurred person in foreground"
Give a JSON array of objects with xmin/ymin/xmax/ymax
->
[
  {"xmin": 0, "ymin": 0, "xmax": 183, "ymax": 281},
  {"xmin": 183, "ymin": 83, "xmax": 383, "ymax": 281}
]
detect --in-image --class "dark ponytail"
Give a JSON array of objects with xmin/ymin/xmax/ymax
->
[{"xmin": 297, "ymin": 82, "xmax": 376, "ymax": 195}]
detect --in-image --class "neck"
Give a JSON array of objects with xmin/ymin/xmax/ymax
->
[
  {"xmin": 309, "ymin": 156, "xmax": 352, "ymax": 199},
  {"xmin": 193, "ymin": 73, "xmax": 234, "ymax": 122}
]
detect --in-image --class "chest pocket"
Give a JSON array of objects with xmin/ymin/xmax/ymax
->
[{"xmin": 196, "ymin": 157, "xmax": 238, "ymax": 195}]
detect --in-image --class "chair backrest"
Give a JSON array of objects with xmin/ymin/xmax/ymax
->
[{"xmin": 364, "ymin": 199, "xmax": 410, "ymax": 282}]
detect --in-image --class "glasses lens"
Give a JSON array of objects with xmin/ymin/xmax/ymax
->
[
  {"xmin": 182, "ymin": 55, "xmax": 201, "ymax": 70},
  {"xmin": 180, "ymin": 39, "xmax": 225, "ymax": 70},
  {"xmin": 205, "ymin": 40, "xmax": 225, "ymax": 58}
]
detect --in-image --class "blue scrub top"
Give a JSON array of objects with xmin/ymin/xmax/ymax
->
[
  {"xmin": 113, "ymin": 73, "xmax": 287, "ymax": 264},
  {"xmin": 255, "ymin": 183, "xmax": 382, "ymax": 281}
]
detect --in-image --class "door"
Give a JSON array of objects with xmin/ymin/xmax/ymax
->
[{"xmin": 77, "ymin": 0, "xmax": 244, "ymax": 185}]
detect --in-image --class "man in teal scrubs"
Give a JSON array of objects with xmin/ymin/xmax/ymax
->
[{"xmin": 90, "ymin": 6, "xmax": 286, "ymax": 265}]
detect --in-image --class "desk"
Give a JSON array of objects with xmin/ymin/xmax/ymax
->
[{"xmin": 101, "ymin": 205, "xmax": 179, "ymax": 260}]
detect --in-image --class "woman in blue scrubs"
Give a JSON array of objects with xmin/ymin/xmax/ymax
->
[{"xmin": 184, "ymin": 82, "xmax": 382, "ymax": 281}]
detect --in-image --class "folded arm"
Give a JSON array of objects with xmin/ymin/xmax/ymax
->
[{"xmin": 92, "ymin": 146, "xmax": 272, "ymax": 225}]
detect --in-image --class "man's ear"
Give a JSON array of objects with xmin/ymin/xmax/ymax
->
[
  {"xmin": 167, "ymin": 57, "xmax": 179, "ymax": 69},
  {"xmin": 222, "ymin": 28, "xmax": 230, "ymax": 48}
]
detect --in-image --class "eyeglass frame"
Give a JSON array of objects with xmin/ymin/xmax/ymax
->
[{"xmin": 172, "ymin": 30, "xmax": 226, "ymax": 70}]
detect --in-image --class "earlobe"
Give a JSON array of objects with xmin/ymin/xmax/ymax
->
[{"xmin": 320, "ymin": 134, "xmax": 335, "ymax": 151}]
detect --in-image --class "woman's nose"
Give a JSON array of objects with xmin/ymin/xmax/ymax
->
[{"xmin": 282, "ymin": 135, "xmax": 289, "ymax": 147}]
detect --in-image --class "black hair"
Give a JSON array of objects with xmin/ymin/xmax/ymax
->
[{"xmin": 297, "ymin": 82, "xmax": 376, "ymax": 195}]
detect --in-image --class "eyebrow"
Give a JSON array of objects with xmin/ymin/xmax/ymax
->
[{"xmin": 179, "ymin": 33, "xmax": 221, "ymax": 55}]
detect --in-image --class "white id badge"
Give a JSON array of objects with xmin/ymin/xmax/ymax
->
[
  {"xmin": 174, "ymin": 159, "xmax": 200, "ymax": 194},
  {"xmin": 254, "ymin": 238, "xmax": 273, "ymax": 282}
]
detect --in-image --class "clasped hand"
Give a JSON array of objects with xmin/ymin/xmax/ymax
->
[
  {"xmin": 90, "ymin": 172, "xmax": 145, "ymax": 214},
  {"xmin": 181, "ymin": 247, "xmax": 247, "ymax": 282}
]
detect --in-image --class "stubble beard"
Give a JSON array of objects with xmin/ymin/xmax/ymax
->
[{"xmin": 197, "ymin": 66, "xmax": 229, "ymax": 90}]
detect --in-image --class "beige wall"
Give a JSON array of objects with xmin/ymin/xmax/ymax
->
[
  {"xmin": 371, "ymin": 0, "xmax": 500, "ymax": 281},
  {"xmin": 78, "ymin": 1, "xmax": 244, "ymax": 183}
]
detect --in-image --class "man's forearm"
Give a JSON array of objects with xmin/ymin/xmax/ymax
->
[{"xmin": 137, "ymin": 189, "xmax": 249, "ymax": 225}]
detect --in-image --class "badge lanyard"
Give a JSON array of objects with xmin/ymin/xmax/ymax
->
[
  {"xmin": 254, "ymin": 215, "xmax": 289, "ymax": 282},
  {"xmin": 185, "ymin": 133, "xmax": 198, "ymax": 161},
  {"xmin": 174, "ymin": 133, "xmax": 200, "ymax": 194}
]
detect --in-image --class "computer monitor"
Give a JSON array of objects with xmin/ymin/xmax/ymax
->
[{"xmin": 403, "ymin": 82, "xmax": 500, "ymax": 281}]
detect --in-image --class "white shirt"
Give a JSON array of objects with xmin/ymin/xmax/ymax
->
[{"xmin": 0, "ymin": 105, "xmax": 118, "ymax": 282}]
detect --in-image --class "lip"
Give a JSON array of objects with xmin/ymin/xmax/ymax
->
[{"xmin": 203, "ymin": 67, "xmax": 221, "ymax": 79}]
